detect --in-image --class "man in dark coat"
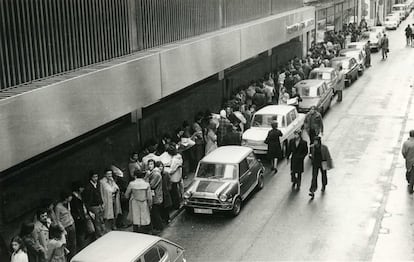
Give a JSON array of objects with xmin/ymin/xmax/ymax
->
[
  {"xmin": 286, "ymin": 130, "xmax": 308, "ymax": 189},
  {"xmin": 380, "ymin": 34, "xmax": 389, "ymax": 60},
  {"xmin": 222, "ymin": 124, "xmax": 242, "ymax": 146},
  {"xmin": 264, "ymin": 121, "xmax": 283, "ymax": 173},
  {"xmin": 309, "ymin": 137, "xmax": 333, "ymax": 198},
  {"xmin": 304, "ymin": 106, "xmax": 324, "ymax": 145},
  {"xmin": 365, "ymin": 42, "xmax": 371, "ymax": 68},
  {"xmin": 71, "ymin": 181, "xmax": 93, "ymax": 251}
]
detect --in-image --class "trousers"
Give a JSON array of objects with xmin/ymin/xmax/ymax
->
[{"xmin": 310, "ymin": 165, "xmax": 327, "ymax": 193}]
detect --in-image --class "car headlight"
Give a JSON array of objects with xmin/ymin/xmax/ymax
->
[
  {"xmin": 183, "ymin": 191, "xmax": 192, "ymax": 199},
  {"xmin": 219, "ymin": 193, "xmax": 228, "ymax": 202}
]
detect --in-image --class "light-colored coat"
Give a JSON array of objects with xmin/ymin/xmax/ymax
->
[
  {"xmin": 34, "ymin": 221, "xmax": 49, "ymax": 251},
  {"xmin": 205, "ymin": 129, "xmax": 218, "ymax": 155},
  {"xmin": 125, "ymin": 179, "xmax": 152, "ymax": 226},
  {"xmin": 100, "ymin": 178, "xmax": 122, "ymax": 220},
  {"xmin": 402, "ymin": 137, "xmax": 414, "ymax": 171}
]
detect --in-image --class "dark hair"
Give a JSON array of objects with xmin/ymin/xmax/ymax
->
[
  {"xmin": 410, "ymin": 130, "xmax": 414, "ymax": 138},
  {"xmin": 166, "ymin": 144, "xmax": 177, "ymax": 156},
  {"xmin": 10, "ymin": 236, "xmax": 26, "ymax": 253},
  {"xmin": 71, "ymin": 181, "xmax": 84, "ymax": 192},
  {"xmin": 36, "ymin": 208, "xmax": 48, "ymax": 220},
  {"xmin": 104, "ymin": 168, "xmax": 113, "ymax": 174},
  {"xmin": 147, "ymin": 159, "xmax": 156, "ymax": 167},
  {"xmin": 130, "ymin": 152, "xmax": 138, "ymax": 158},
  {"xmin": 88, "ymin": 170, "xmax": 98, "ymax": 180},
  {"xmin": 155, "ymin": 161, "xmax": 164, "ymax": 169},
  {"xmin": 20, "ymin": 222, "xmax": 35, "ymax": 237},
  {"xmin": 314, "ymin": 136, "xmax": 321, "ymax": 143},
  {"xmin": 134, "ymin": 170, "xmax": 145, "ymax": 179},
  {"xmin": 60, "ymin": 191, "xmax": 72, "ymax": 201},
  {"xmin": 49, "ymin": 224, "xmax": 64, "ymax": 240},
  {"xmin": 271, "ymin": 121, "xmax": 278, "ymax": 129}
]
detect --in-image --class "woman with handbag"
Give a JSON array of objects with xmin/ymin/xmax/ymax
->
[
  {"xmin": 308, "ymin": 136, "xmax": 333, "ymax": 198},
  {"xmin": 264, "ymin": 121, "xmax": 283, "ymax": 173}
]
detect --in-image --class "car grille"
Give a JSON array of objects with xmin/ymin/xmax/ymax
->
[{"xmin": 187, "ymin": 197, "xmax": 224, "ymax": 208}]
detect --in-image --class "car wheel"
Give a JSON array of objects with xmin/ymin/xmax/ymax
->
[
  {"xmin": 185, "ymin": 207, "xmax": 194, "ymax": 215},
  {"xmin": 282, "ymin": 141, "xmax": 288, "ymax": 158},
  {"xmin": 355, "ymin": 73, "xmax": 358, "ymax": 81},
  {"xmin": 231, "ymin": 197, "xmax": 242, "ymax": 217},
  {"xmin": 256, "ymin": 173, "xmax": 264, "ymax": 191}
]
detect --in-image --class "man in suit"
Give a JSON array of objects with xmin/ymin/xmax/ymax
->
[
  {"xmin": 309, "ymin": 136, "xmax": 333, "ymax": 198},
  {"xmin": 286, "ymin": 130, "xmax": 308, "ymax": 190}
]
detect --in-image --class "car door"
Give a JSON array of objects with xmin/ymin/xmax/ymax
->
[
  {"xmin": 239, "ymin": 159, "xmax": 253, "ymax": 199},
  {"xmin": 320, "ymin": 83, "xmax": 329, "ymax": 110},
  {"xmin": 246, "ymin": 153, "xmax": 260, "ymax": 184}
]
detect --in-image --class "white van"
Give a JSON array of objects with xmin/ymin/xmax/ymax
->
[{"xmin": 71, "ymin": 231, "xmax": 186, "ymax": 262}]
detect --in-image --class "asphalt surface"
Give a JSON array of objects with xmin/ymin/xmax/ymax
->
[{"xmin": 161, "ymin": 16, "xmax": 414, "ymax": 261}]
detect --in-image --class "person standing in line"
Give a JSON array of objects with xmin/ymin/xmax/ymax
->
[
  {"xmin": 33, "ymin": 209, "xmax": 50, "ymax": 257},
  {"xmin": 125, "ymin": 171, "xmax": 152, "ymax": 234},
  {"xmin": 405, "ymin": 25, "xmax": 412, "ymax": 46},
  {"xmin": 304, "ymin": 106, "xmax": 324, "ymax": 145},
  {"xmin": 286, "ymin": 130, "xmax": 308, "ymax": 190},
  {"xmin": 146, "ymin": 159, "xmax": 164, "ymax": 233},
  {"xmin": 309, "ymin": 137, "xmax": 333, "ymax": 198},
  {"xmin": 20, "ymin": 222, "xmax": 45, "ymax": 262},
  {"xmin": 55, "ymin": 192, "xmax": 76, "ymax": 259},
  {"xmin": 191, "ymin": 113, "xmax": 205, "ymax": 171},
  {"xmin": 204, "ymin": 122, "xmax": 218, "ymax": 155},
  {"xmin": 156, "ymin": 161, "xmax": 173, "ymax": 224},
  {"xmin": 10, "ymin": 236, "xmax": 29, "ymax": 262},
  {"xmin": 380, "ymin": 34, "xmax": 389, "ymax": 60},
  {"xmin": 100, "ymin": 169, "xmax": 122, "ymax": 231},
  {"xmin": 402, "ymin": 130, "xmax": 414, "ymax": 193},
  {"xmin": 164, "ymin": 145, "xmax": 184, "ymax": 210},
  {"xmin": 128, "ymin": 152, "xmax": 142, "ymax": 182},
  {"xmin": 82, "ymin": 171, "xmax": 106, "ymax": 238},
  {"xmin": 264, "ymin": 121, "xmax": 283, "ymax": 173},
  {"xmin": 45, "ymin": 225, "xmax": 66, "ymax": 262},
  {"xmin": 217, "ymin": 110, "xmax": 232, "ymax": 146}
]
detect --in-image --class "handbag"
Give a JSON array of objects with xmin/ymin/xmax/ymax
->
[
  {"xmin": 321, "ymin": 161, "xmax": 330, "ymax": 171},
  {"xmin": 386, "ymin": 48, "xmax": 389, "ymax": 53}
]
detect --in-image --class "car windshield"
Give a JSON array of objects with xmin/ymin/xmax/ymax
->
[
  {"xmin": 331, "ymin": 60, "xmax": 350, "ymax": 70},
  {"xmin": 251, "ymin": 114, "xmax": 281, "ymax": 128},
  {"xmin": 196, "ymin": 162, "xmax": 237, "ymax": 180},
  {"xmin": 309, "ymin": 72, "xmax": 331, "ymax": 80},
  {"xmin": 297, "ymin": 86, "xmax": 319, "ymax": 97}
]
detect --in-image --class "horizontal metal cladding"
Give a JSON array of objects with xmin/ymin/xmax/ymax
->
[
  {"xmin": 0, "ymin": 54, "xmax": 162, "ymax": 173},
  {"xmin": 0, "ymin": 6, "xmax": 315, "ymax": 172},
  {"xmin": 0, "ymin": 0, "xmax": 131, "ymax": 90}
]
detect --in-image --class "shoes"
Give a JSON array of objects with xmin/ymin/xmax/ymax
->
[
  {"xmin": 292, "ymin": 182, "xmax": 296, "ymax": 188},
  {"xmin": 321, "ymin": 186, "xmax": 326, "ymax": 192},
  {"xmin": 309, "ymin": 192, "xmax": 315, "ymax": 198}
]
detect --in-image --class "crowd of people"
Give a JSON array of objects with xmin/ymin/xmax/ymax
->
[{"xmin": 8, "ymin": 24, "xmax": 367, "ymax": 262}]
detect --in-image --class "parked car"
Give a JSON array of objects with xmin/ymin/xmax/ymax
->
[
  {"xmin": 392, "ymin": 4, "xmax": 409, "ymax": 18},
  {"xmin": 330, "ymin": 56, "xmax": 359, "ymax": 87},
  {"xmin": 346, "ymin": 41, "xmax": 368, "ymax": 58},
  {"xmin": 71, "ymin": 231, "xmax": 186, "ymax": 262},
  {"xmin": 339, "ymin": 48, "xmax": 365, "ymax": 75},
  {"xmin": 183, "ymin": 146, "xmax": 265, "ymax": 216},
  {"xmin": 362, "ymin": 27, "xmax": 384, "ymax": 51},
  {"xmin": 384, "ymin": 15, "xmax": 399, "ymax": 29},
  {"xmin": 308, "ymin": 67, "xmax": 342, "ymax": 95},
  {"xmin": 241, "ymin": 105, "xmax": 305, "ymax": 155},
  {"xmin": 294, "ymin": 80, "xmax": 334, "ymax": 115}
]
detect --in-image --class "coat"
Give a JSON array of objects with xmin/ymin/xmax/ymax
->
[
  {"xmin": 380, "ymin": 37, "xmax": 389, "ymax": 49},
  {"xmin": 70, "ymin": 193, "xmax": 88, "ymax": 233},
  {"xmin": 11, "ymin": 250, "xmax": 29, "ymax": 262},
  {"xmin": 125, "ymin": 179, "xmax": 152, "ymax": 226},
  {"xmin": 205, "ymin": 129, "xmax": 218, "ymax": 155},
  {"xmin": 33, "ymin": 221, "xmax": 49, "ymax": 251},
  {"xmin": 148, "ymin": 168, "xmax": 163, "ymax": 205},
  {"xmin": 265, "ymin": 128, "xmax": 283, "ymax": 159},
  {"xmin": 304, "ymin": 111, "xmax": 324, "ymax": 134},
  {"xmin": 287, "ymin": 139, "xmax": 308, "ymax": 173},
  {"xmin": 310, "ymin": 144, "xmax": 333, "ymax": 169},
  {"xmin": 402, "ymin": 137, "xmax": 414, "ymax": 171},
  {"xmin": 100, "ymin": 178, "xmax": 122, "ymax": 220},
  {"xmin": 45, "ymin": 239, "xmax": 66, "ymax": 262},
  {"xmin": 161, "ymin": 171, "xmax": 173, "ymax": 208},
  {"xmin": 22, "ymin": 234, "xmax": 45, "ymax": 262}
]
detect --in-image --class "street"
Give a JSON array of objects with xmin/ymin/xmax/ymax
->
[{"xmin": 160, "ymin": 17, "xmax": 414, "ymax": 261}]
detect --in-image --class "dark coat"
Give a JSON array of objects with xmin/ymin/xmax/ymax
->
[
  {"xmin": 161, "ymin": 172, "xmax": 173, "ymax": 208},
  {"xmin": 70, "ymin": 194, "xmax": 88, "ymax": 232},
  {"xmin": 222, "ymin": 131, "xmax": 242, "ymax": 146},
  {"xmin": 265, "ymin": 129, "xmax": 283, "ymax": 159},
  {"xmin": 287, "ymin": 139, "xmax": 308, "ymax": 173}
]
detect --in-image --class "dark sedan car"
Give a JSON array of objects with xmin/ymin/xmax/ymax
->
[{"xmin": 330, "ymin": 56, "xmax": 359, "ymax": 87}]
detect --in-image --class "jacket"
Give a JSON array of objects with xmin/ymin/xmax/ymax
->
[
  {"xmin": 165, "ymin": 154, "xmax": 183, "ymax": 183},
  {"xmin": 100, "ymin": 178, "xmax": 122, "ymax": 219},
  {"xmin": 125, "ymin": 179, "xmax": 152, "ymax": 226},
  {"xmin": 54, "ymin": 203, "xmax": 74, "ymax": 229},
  {"xmin": 380, "ymin": 37, "xmax": 389, "ymax": 49},
  {"xmin": 402, "ymin": 137, "xmax": 414, "ymax": 171},
  {"xmin": 82, "ymin": 181, "xmax": 103, "ymax": 208},
  {"xmin": 148, "ymin": 168, "xmax": 163, "ymax": 205},
  {"xmin": 33, "ymin": 221, "xmax": 49, "ymax": 251},
  {"xmin": 310, "ymin": 144, "xmax": 333, "ymax": 169},
  {"xmin": 264, "ymin": 128, "xmax": 283, "ymax": 159},
  {"xmin": 287, "ymin": 139, "xmax": 308, "ymax": 173},
  {"xmin": 304, "ymin": 111, "xmax": 324, "ymax": 134}
]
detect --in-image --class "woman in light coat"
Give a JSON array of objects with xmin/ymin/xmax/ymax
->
[
  {"xmin": 45, "ymin": 225, "xmax": 66, "ymax": 262},
  {"xmin": 204, "ymin": 123, "xmax": 218, "ymax": 155},
  {"xmin": 100, "ymin": 169, "xmax": 122, "ymax": 230},
  {"xmin": 125, "ymin": 171, "xmax": 152, "ymax": 233}
]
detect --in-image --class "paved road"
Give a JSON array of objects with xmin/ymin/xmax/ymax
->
[{"xmin": 161, "ymin": 17, "xmax": 414, "ymax": 261}]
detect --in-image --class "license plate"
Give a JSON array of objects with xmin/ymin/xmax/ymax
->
[{"xmin": 194, "ymin": 208, "xmax": 213, "ymax": 214}]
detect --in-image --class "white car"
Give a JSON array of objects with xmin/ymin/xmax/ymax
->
[
  {"xmin": 71, "ymin": 231, "xmax": 186, "ymax": 262},
  {"xmin": 242, "ymin": 105, "xmax": 305, "ymax": 155},
  {"xmin": 346, "ymin": 41, "xmax": 367, "ymax": 56},
  {"xmin": 384, "ymin": 16, "xmax": 399, "ymax": 29}
]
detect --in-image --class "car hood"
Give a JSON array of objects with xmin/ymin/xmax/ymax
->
[
  {"xmin": 242, "ymin": 127, "xmax": 271, "ymax": 141},
  {"xmin": 189, "ymin": 179, "xmax": 236, "ymax": 196}
]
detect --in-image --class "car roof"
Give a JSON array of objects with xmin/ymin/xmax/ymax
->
[
  {"xmin": 331, "ymin": 56, "xmax": 352, "ymax": 62},
  {"xmin": 393, "ymin": 4, "xmax": 405, "ymax": 7},
  {"xmin": 201, "ymin": 146, "xmax": 253, "ymax": 164},
  {"xmin": 347, "ymin": 42, "xmax": 366, "ymax": 46},
  {"xmin": 255, "ymin": 104, "xmax": 295, "ymax": 115},
  {"xmin": 310, "ymin": 67, "xmax": 335, "ymax": 73},
  {"xmin": 71, "ymin": 231, "xmax": 161, "ymax": 262},
  {"xmin": 340, "ymin": 48, "xmax": 360, "ymax": 53},
  {"xmin": 294, "ymin": 79, "xmax": 325, "ymax": 89}
]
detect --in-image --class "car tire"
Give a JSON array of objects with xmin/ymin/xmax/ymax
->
[
  {"xmin": 231, "ymin": 197, "xmax": 242, "ymax": 217},
  {"xmin": 282, "ymin": 141, "xmax": 288, "ymax": 158},
  {"xmin": 185, "ymin": 207, "xmax": 194, "ymax": 215},
  {"xmin": 256, "ymin": 173, "xmax": 264, "ymax": 191}
]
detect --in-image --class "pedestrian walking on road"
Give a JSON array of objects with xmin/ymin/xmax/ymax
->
[
  {"xmin": 309, "ymin": 137, "xmax": 333, "ymax": 198},
  {"xmin": 286, "ymin": 130, "xmax": 308, "ymax": 190},
  {"xmin": 264, "ymin": 121, "xmax": 283, "ymax": 173},
  {"xmin": 402, "ymin": 130, "xmax": 414, "ymax": 193},
  {"xmin": 405, "ymin": 25, "xmax": 412, "ymax": 46},
  {"xmin": 125, "ymin": 170, "xmax": 152, "ymax": 234},
  {"xmin": 336, "ymin": 65, "xmax": 345, "ymax": 102},
  {"xmin": 380, "ymin": 34, "xmax": 389, "ymax": 60},
  {"xmin": 365, "ymin": 42, "xmax": 371, "ymax": 68},
  {"xmin": 304, "ymin": 106, "xmax": 324, "ymax": 145}
]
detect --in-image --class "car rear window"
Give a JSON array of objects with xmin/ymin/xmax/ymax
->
[{"xmin": 298, "ymin": 86, "xmax": 318, "ymax": 97}]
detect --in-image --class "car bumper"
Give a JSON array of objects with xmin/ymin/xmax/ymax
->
[
  {"xmin": 183, "ymin": 200, "xmax": 234, "ymax": 211},
  {"xmin": 243, "ymin": 142, "xmax": 267, "ymax": 154}
]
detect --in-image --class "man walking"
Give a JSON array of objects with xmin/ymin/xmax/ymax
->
[
  {"xmin": 286, "ymin": 130, "xmax": 308, "ymax": 189},
  {"xmin": 402, "ymin": 130, "xmax": 414, "ymax": 193},
  {"xmin": 365, "ymin": 41, "xmax": 371, "ymax": 68},
  {"xmin": 380, "ymin": 34, "xmax": 389, "ymax": 60},
  {"xmin": 405, "ymin": 25, "xmax": 412, "ymax": 46},
  {"xmin": 304, "ymin": 106, "xmax": 324, "ymax": 145},
  {"xmin": 309, "ymin": 137, "xmax": 333, "ymax": 198}
]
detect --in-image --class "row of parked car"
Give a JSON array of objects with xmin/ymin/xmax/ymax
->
[{"xmin": 384, "ymin": 2, "xmax": 413, "ymax": 30}]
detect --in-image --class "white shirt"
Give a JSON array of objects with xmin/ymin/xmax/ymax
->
[{"xmin": 11, "ymin": 250, "xmax": 28, "ymax": 262}]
